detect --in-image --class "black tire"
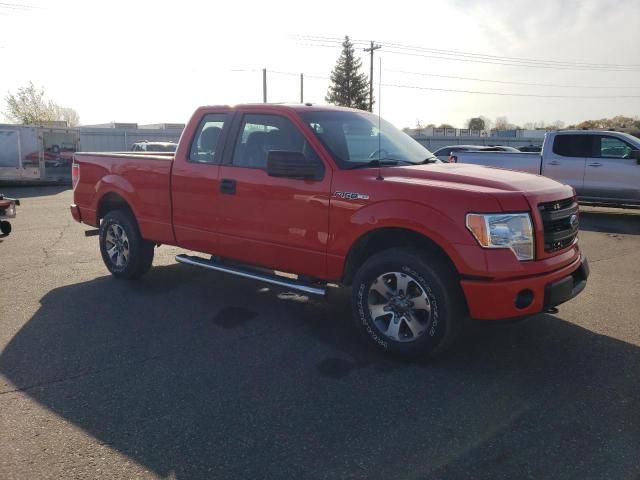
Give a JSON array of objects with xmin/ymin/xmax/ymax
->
[
  {"xmin": 99, "ymin": 209, "xmax": 154, "ymax": 279},
  {"xmin": 0, "ymin": 221, "xmax": 11, "ymax": 236},
  {"xmin": 351, "ymin": 247, "xmax": 465, "ymax": 358}
]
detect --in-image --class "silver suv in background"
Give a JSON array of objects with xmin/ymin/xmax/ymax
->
[
  {"xmin": 432, "ymin": 144, "xmax": 520, "ymax": 162},
  {"xmin": 454, "ymin": 130, "xmax": 640, "ymax": 209},
  {"xmin": 131, "ymin": 141, "xmax": 178, "ymax": 153}
]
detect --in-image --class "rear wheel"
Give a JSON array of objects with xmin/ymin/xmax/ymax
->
[
  {"xmin": 351, "ymin": 248, "xmax": 465, "ymax": 357},
  {"xmin": 99, "ymin": 210, "xmax": 154, "ymax": 279}
]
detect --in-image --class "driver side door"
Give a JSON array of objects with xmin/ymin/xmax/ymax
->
[
  {"xmin": 582, "ymin": 134, "xmax": 640, "ymax": 204},
  {"xmin": 215, "ymin": 112, "xmax": 332, "ymax": 278}
]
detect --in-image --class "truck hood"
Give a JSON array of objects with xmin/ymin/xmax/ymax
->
[{"xmin": 383, "ymin": 163, "xmax": 572, "ymax": 196}]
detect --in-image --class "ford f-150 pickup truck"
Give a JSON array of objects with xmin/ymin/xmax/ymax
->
[
  {"xmin": 453, "ymin": 130, "xmax": 640, "ymax": 209},
  {"xmin": 71, "ymin": 104, "xmax": 589, "ymax": 357}
]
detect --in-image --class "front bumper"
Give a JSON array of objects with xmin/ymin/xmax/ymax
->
[{"xmin": 461, "ymin": 255, "xmax": 589, "ymax": 320}]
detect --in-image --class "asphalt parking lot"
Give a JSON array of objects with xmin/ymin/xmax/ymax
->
[{"xmin": 1, "ymin": 186, "xmax": 639, "ymax": 480}]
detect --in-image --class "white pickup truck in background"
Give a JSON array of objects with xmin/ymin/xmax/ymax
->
[{"xmin": 454, "ymin": 130, "xmax": 640, "ymax": 208}]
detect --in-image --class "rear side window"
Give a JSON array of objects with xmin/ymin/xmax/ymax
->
[
  {"xmin": 189, "ymin": 114, "xmax": 227, "ymax": 164},
  {"xmin": 231, "ymin": 114, "xmax": 319, "ymax": 169},
  {"xmin": 552, "ymin": 135, "xmax": 593, "ymax": 157}
]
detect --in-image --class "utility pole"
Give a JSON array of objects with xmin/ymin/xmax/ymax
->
[
  {"xmin": 300, "ymin": 73, "xmax": 304, "ymax": 103},
  {"xmin": 262, "ymin": 68, "xmax": 267, "ymax": 103},
  {"xmin": 364, "ymin": 41, "xmax": 381, "ymax": 112}
]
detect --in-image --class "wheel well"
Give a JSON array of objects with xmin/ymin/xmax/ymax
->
[
  {"xmin": 97, "ymin": 192, "xmax": 133, "ymax": 222},
  {"xmin": 342, "ymin": 227, "xmax": 458, "ymax": 285}
]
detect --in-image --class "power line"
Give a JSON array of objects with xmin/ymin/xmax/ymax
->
[
  {"xmin": 231, "ymin": 68, "xmax": 640, "ymax": 99},
  {"xmin": 297, "ymin": 35, "xmax": 640, "ymax": 72},
  {"xmin": 376, "ymin": 40, "xmax": 640, "ymax": 69},
  {"xmin": 0, "ymin": 2, "xmax": 37, "ymax": 9},
  {"xmin": 379, "ymin": 82, "xmax": 640, "ymax": 99},
  {"xmin": 384, "ymin": 69, "xmax": 640, "ymax": 89},
  {"xmin": 297, "ymin": 35, "xmax": 640, "ymax": 69},
  {"xmin": 382, "ymin": 48, "xmax": 640, "ymax": 72}
]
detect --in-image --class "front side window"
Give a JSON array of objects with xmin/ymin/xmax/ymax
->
[
  {"xmin": 300, "ymin": 110, "xmax": 438, "ymax": 168},
  {"xmin": 189, "ymin": 114, "xmax": 227, "ymax": 164},
  {"xmin": 232, "ymin": 114, "xmax": 319, "ymax": 169},
  {"xmin": 597, "ymin": 136, "xmax": 634, "ymax": 159}
]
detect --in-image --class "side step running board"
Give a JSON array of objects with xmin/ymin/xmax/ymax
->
[{"xmin": 175, "ymin": 254, "xmax": 326, "ymax": 296}]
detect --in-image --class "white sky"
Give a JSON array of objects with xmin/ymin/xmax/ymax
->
[{"xmin": 1, "ymin": 0, "xmax": 639, "ymax": 129}]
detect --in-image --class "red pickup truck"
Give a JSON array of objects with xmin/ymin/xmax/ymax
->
[{"xmin": 71, "ymin": 104, "xmax": 589, "ymax": 357}]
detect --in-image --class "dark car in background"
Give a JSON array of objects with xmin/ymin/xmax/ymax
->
[{"xmin": 518, "ymin": 144, "xmax": 542, "ymax": 153}]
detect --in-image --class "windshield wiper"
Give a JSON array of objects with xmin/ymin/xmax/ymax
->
[{"xmin": 346, "ymin": 159, "xmax": 415, "ymax": 169}]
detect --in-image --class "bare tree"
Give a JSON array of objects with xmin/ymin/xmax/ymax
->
[
  {"xmin": 56, "ymin": 106, "xmax": 80, "ymax": 127},
  {"xmin": 480, "ymin": 116, "xmax": 492, "ymax": 130},
  {"xmin": 3, "ymin": 82, "xmax": 56, "ymax": 124},
  {"xmin": 466, "ymin": 117, "xmax": 485, "ymax": 130},
  {"xmin": 3, "ymin": 81, "xmax": 80, "ymax": 126},
  {"xmin": 494, "ymin": 116, "xmax": 510, "ymax": 130}
]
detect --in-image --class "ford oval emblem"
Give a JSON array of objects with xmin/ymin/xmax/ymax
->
[{"xmin": 569, "ymin": 214, "xmax": 578, "ymax": 228}]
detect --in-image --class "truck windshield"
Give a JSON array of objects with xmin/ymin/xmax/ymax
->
[{"xmin": 300, "ymin": 110, "xmax": 439, "ymax": 168}]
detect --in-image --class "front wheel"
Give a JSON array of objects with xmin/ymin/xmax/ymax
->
[
  {"xmin": 99, "ymin": 209, "xmax": 154, "ymax": 279},
  {"xmin": 351, "ymin": 248, "xmax": 465, "ymax": 357},
  {"xmin": 0, "ymin": 220, "xmax": 11, "ymax": 236}
]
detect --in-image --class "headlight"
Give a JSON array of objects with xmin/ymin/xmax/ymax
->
[{"xmin": 466, "ymin": 213, "xmax": 534, "ymax": 261}]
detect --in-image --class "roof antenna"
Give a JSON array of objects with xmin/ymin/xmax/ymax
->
[{"xmin": 376, "ymin": 56, "xmax": 384, "ymax": 181}]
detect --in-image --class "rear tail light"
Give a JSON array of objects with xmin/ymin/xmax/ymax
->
[
  {"xmin": 448, "ymin": 155, "xmax": 458, "ymax": 163},
  {"xmin": 71, "ymin": 162, "xmax": 80, "ymax": 189}
]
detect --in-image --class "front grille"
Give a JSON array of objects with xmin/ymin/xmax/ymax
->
[{"xmin": 538, "ymin": 198, "xmax": 579, "ymax": 253}]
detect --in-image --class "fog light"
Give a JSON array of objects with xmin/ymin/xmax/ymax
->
[{"xmin": 515, "ymin": 289, "xmax": 534, "ymax": 309}]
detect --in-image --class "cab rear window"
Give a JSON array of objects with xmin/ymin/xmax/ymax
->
[
  {"xmin": 189, "ymin": 114, "xmax": 228, "ymax": 164},
  {"xmin": 552, "ymin": 135, "xmax": 593, "ymax": 157}
]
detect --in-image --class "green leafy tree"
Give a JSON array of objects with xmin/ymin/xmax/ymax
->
[
  {"xmin": 3, "ymin": 81, "xmax": 79, "ymax": 126},
  {"xmin": 325, "ymin": 36, "xmax": 370, "ymax": 110}
]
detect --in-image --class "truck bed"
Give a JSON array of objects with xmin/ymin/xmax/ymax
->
[
  {"xmin": 454, "ymin": 151, "xmax": 542, "ymax": 175},
  {"xmin": 72, "ymin": 152, "xmax": 175, "ymax": 243}
]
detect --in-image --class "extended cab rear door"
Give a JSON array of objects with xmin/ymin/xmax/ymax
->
[
  {"xmin": 171, "ymin": 110, "xmax": 231, "ymax": 253},
  {"xmin": 214, "ymin": 110, "xmax": 331, "ymax": 278},
  {"xmin": 542, "ymin": 133, "xmax": 588, "ymax": 195}
]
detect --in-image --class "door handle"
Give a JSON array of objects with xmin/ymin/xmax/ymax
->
[
  {"xmin": 588, "ymin": 162, "xmax": 602, "ymax": 167},
  {"xmin": 220, "ymin": 178, "xmax": 236, "ymax": 194},
  {"xmin": 548, "ymin": 161, "xmax": 560, "ymax": 166}
]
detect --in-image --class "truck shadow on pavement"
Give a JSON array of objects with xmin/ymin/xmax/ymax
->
[
  {"xmin": 579, "ymin": 207, "xmax": 640, "ymax": 235},
  {"xmin": 1, "ymin": 185, "xmax": 70, "ymax": 199},
  {"xmin": 1, "ymin": 264, "xmax": 638, "ymax": 479}
]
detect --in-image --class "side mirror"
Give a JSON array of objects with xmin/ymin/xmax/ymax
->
[
  {"xmin": 267, "ymin": 151, "xmax": 323, "ymax": 180},
  {"xmin": 630, "ymin": 150, "xmax": 640, "ymax": 164}
]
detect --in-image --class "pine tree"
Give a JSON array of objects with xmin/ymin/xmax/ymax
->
[{"xmin": 325, "ymin": 36, "xmax": 370, "ymax": 110}]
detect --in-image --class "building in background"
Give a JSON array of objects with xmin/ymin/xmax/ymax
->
[{"xmin": 0, "ymin": 122, "xmax": 183, "ymax": 184}]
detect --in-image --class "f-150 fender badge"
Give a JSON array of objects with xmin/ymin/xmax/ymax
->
[{"xmin": 333, "ymin": 191, "xmax": 370, "ymax": 200}]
